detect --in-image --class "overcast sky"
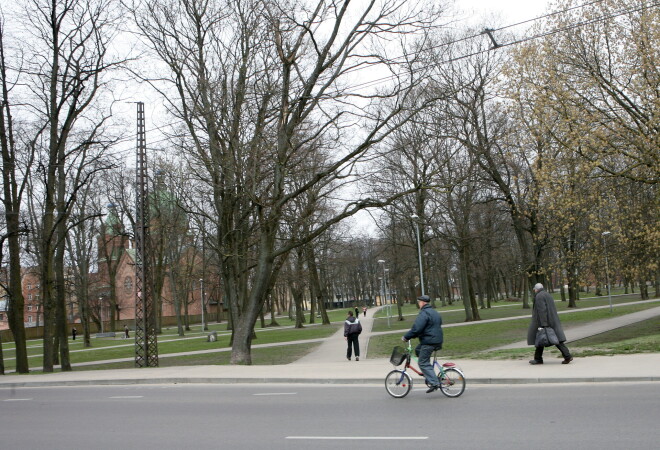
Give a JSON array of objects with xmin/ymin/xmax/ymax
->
[{"xmin": 454, "ymin": 0, "xmax": 552, "ymax": 25}]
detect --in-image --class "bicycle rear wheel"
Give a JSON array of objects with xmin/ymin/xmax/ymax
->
[
  {"xmin": 385, "ymin": 370, "xmax": 412, "ymax": 398},
  {"xmin": 438, "ymin": 368, "xmax": 466, "ymax": 398}
]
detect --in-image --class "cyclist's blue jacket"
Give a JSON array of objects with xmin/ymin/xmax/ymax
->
[{"xmin": 404, "ymin": 304, "xmax": 443, "ymax": 347}]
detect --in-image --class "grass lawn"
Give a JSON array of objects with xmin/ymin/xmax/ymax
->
[
  {"xmin": 1, "ymin": 321, "xmax": 339, "ymax": 373},
  {"xmin": 371, "ymin": 295, "xmax": 658, "ymax": 333},
  {"xmin": 75, "ymin": 342, "xmax": 318, "ymax": 371},
  {"xmin": 2, "ymin": 297, "xmax": 657, "ymax": 373},
  {"xmin": 368, "ymin": 302, "xmax": 660, "ymax": 361}
]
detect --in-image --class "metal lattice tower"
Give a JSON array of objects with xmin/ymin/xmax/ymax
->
[{"xmin": 134, "ymin": 102, "xmax": 158, "ymax": 367}]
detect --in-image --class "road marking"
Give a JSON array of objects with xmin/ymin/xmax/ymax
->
[
  {"xmin": 3, "ymin": 398, "xmax": 33, "ymax": 402},
  {"xmin": 108, "ymin": 396, "xmax": 144, "ymax": 399},
  {"xmin": 253, "ymin": 392, "xmax": 297, "ymax": 396},
  {"xmin": 286, "ymin": 436, "xmax": 428, "ymax": 440}
]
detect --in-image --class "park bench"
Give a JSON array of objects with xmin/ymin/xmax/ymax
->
[{"xmin": 95, "ymin": 332, "xmax": 116, "ymax": 338}]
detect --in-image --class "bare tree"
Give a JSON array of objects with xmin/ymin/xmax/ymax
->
[
  {"xmin": 18, "ymin": 0, "xmax": 127, "ymax": 372},
  {"xmin": 0, "ymin": 14, "xmax": 33, "ymax": 373},
  {"xmin": 132, "ymin": 0, "xmax": 447, "ymax": 364},
  {"xmin": 65, "ymin": 179, "xmax": 106, "ymax": 347}
]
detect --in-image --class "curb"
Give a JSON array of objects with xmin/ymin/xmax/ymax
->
[{"xmin": 2, "ymin": 376, "xmax": 659, "ymax": 389}]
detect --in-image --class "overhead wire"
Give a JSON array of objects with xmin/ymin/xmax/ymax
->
[{"xmin": 344, "ymin": 0, "xmax": 658, "ymax": 94}]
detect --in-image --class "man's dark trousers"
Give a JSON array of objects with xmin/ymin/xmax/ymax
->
[
  {"xmin": 346, "ymin": 334, "xmax": 360, "ymax": 359},
  {"xmin": 534, "ymin": 343, "xmax": 571, "ymax": 361}
]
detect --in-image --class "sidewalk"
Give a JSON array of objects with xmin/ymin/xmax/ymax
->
[{"xmin": 1, "ymin": 305, "xmax": 659, "ymax": 388}]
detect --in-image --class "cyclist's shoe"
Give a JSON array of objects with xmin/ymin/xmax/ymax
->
[
  {"xmin": 355, "ymin": 357, "xmax": 359, "ymax": 361},
  {"xmin": 562, "ymin": 356, "xmax": 573, "ymax": 364},
  {"xmin": 426, "ymin": 385, "xmax": 439, "ymax": 394},
  {"xmin": 529, "ymin": 359, "xmax": 543, "ymax": 365}
]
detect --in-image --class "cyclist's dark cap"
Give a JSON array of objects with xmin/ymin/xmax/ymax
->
[{"xmin": 417, "ymin": 295, "xmax": 430, "ymax": 302}]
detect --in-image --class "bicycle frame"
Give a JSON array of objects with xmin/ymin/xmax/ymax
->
[
  {"xmin": 399, "ymin": 344, "xmax": 463, "ymax": 382},
  {"xmin": 386, "ymin": 343, "xmax": 466, "ymax": 398}
]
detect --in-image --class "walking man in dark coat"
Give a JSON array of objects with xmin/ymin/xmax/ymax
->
[{"xmin": 527, "ymin": 283, "xmax": 573, "ymax": 365}]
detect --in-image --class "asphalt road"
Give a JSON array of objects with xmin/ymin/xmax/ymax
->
[{"xmin": 2, "ymin": 383, "xmax": 658, "ymax": 450}]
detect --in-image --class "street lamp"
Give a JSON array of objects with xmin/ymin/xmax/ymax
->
[
  {"xmin": 377, "ymin": 260, "xmax": 386, "ymax": 305},
  {"xmin": 99, "ymin": 297, "xmax": 104, "ymax": 333},
  {"xmin": 377, "ymin": 260, "xmax": 392, "ymax": 327},
  {"xmin": 199, "ymin": 278, "xmax": 206, "ymax": 331},
  {"xmin": 384, "ymin": 268, "xmax": 390, "ymax": 304},
  {"xmin": 602, "ymin": 231, "xmax": 613, "ymax": 313},
  {"xmin": 411, "ymin": 214, "xmax": 425, "ymax": 296}
]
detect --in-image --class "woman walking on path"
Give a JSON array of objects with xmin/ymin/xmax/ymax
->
[{"xmin": 344, "ymin": 311, "xmax": 362, "ymax": 361}]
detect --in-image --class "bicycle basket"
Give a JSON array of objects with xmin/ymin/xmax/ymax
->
[{"xmin": 390, "ymin": 346, "xmax": 407, "ymax": 366}]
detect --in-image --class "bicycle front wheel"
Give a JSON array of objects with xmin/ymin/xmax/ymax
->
[
  {"xmin": 385, "ymin": 370, "xmax": 412, "ymax": 398},
  {"xmin": 438, "ymin": 368, "xmax": 466, "ymax": 398}
]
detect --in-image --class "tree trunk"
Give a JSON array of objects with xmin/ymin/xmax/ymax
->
[
  {"xmin": 458, "ymin": 254, "xmax": 473, "ymax": 322},
  {"xmin": 4, "ymin": 232, "xmax": 29, "ymax": 373},
  {"xmin": 55, "ymin": 251, "xmax": 72, "ymax": 371},
  {"xmin": 307, "ymin": 244, "xmax": 330, "ymax": 325},
  {"xmin": 268, "ymin": 291, "xmax": 280, "ymax": 327},
  {"xmin": 0, "ymin": 334, "xmax": 4, "ymax": 375},
  {"xmin": 639, "ymin": 278, "xmax": 648, "ymax": 300}
]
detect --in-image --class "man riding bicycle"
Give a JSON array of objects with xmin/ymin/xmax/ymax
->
[{"xmin": 402, "ymin": 295, "xmax": 444, "ymax": 393}]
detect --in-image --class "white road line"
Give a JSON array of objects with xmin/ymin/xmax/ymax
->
[
  {"xmin": 253, "ymin": 392, "xmax": 297, "ymax": 396},
  {"xmin": 286, "ymin": 436, "xmax": 428, "ymax": 440},
  {"xmin": 3, "ymin": 398, "xmax": 33, "ymax": 402},
  {"xmin": 108, "ymin": 396, "xmax": 144, "ymax": 399}
]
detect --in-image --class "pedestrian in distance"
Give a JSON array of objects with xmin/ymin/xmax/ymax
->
[
  {"xmin": 362, "ymin": 306, "xmax": 367, "ymax": 317},
  {"xmin": 402, "ymin": 295, "xmax": 444, "ymax": 393},
  {"xmin": 72, "ymin": 327, "xmax": 77, "ymax": 340},
  {"xmin": 354, "ymin": 306, "xmax": 359, "ymax": 318},
  {"xmin": 344, "ymin": 310, "xmax": 362, "ymax": 361},
  {"xmin": 528, "ymin": 283, "xmax": 573, "ymax": 365},
  {"xmin": 124, "ymin": 325, "xmax": 130, "ymax": 339}
]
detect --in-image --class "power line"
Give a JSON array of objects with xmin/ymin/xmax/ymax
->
[
  {"xmin": 110, "ymin": 0, "xmax": 651, "ymax": 154},
  {"xmin": 342, "ymin": 0, "xmax": 608, "ymax": 76},
  {"xmin": 344, "ymin": 0, "xmax": 658, "ymax": 94}
]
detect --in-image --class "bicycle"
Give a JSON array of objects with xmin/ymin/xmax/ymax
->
[{"xmin": 385, "ymin": 342, "xmax": 466, "ymax": 398}]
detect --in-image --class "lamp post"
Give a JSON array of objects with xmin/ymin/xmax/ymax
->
[
  {"xmin": 411, "ymin": 214, "xmax": 425, "ymax": 296},
  {"xmin": 199, "ymin": 278, "xmax": 206, "ymax": 331},
  {"xmin": 384, "ymin": 268, "xmax": 390, "ymax": 304},
  {"xmin": 602, "ymin": 231, "xmax": 613, "ymax": 313},
  {"xmin": 377, "ymin": 259, "xmax": 392, "ymax": 327},
  {"xmin": 377, "ymin": 260, "xmax": 386, "ymax": 305},
  {"xmin": 99, "ymin": 297, "xmax": 104, "ymax": 333}
]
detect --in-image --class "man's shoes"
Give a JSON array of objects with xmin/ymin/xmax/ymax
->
[
  {"xmin": 426, "ymin": 385, "xmax": 439, "ymax": 393},
  {"xmin": 347, "ymin": 357, "xmax": 351, "ymax": 361},
  {"xmin": 562, "ymin": 356, "xmax": 573, "ymax": 364},
  {"xmin": 529, "ymin": 359, "xmax": 543, "ymax": 365},
  {"xmin": 355, "ymin": 357, "xmax": 359, "ymax": 361}
]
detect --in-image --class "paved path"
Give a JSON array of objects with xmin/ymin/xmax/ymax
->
[{"xmin": 292, "ymin": 308, "xmax": 379, "ymax": 364}]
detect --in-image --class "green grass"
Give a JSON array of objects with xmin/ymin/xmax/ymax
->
[
  {"xmin": 2, "ymin": 297, "xmax": 658, "ymax": 373},
  {"xmin": 568, "ymin": 316, "xmax": 660, "ymax": 357},
  {"xmin": 74, "ymin": 342, "xmax": 320, "ymax": 371},
  {"xmin": 368, "ymin": 302, "xmax": 660, "ymax": 360},
  {"xmin": 456, "ymin": 317, "xmax": 660, "ymax": 361},
  {"xmin": 370, "ymin": 317, "xmax": 531, "ymax": 360},
  {"xmin": 2, "ymin": 321, "xmax": 340, "ymax": 372},
  {"xmin": 371, "ymin": 295, "xmax": 658, "ymax": 333}
]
